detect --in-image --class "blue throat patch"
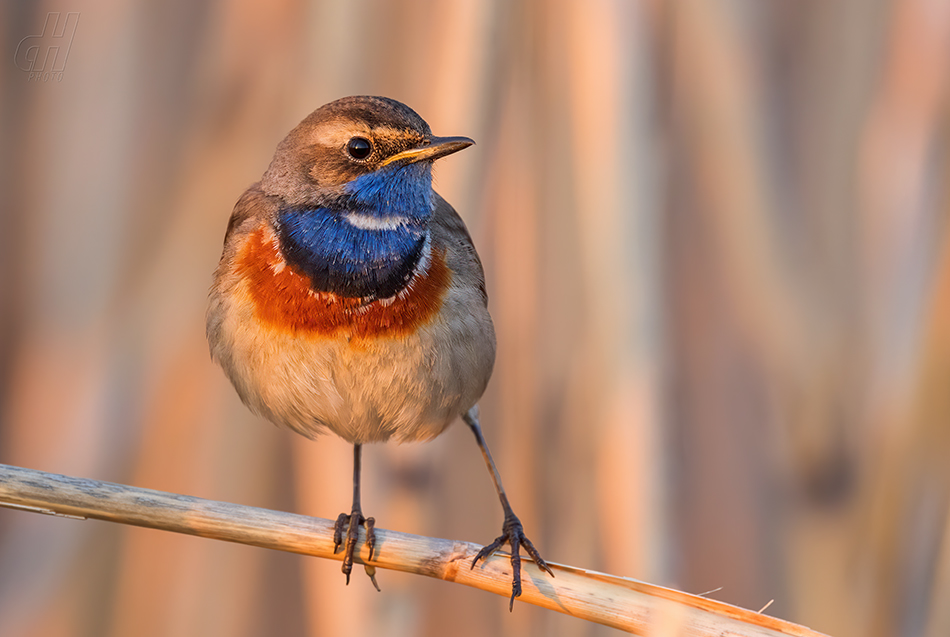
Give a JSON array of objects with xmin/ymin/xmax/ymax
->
[{"xmin": 277, "ymin": 163, "xmax": 434, "ymax": 299}]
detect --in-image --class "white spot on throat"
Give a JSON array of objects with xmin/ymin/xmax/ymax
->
[{"xmin": 343, "ymin": 211, "xmax": 410, "ymax": 231}]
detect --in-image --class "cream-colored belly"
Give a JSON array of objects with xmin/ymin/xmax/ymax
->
[{"xmin": 212, "ymin": 281, "xmax": 495, "ymax": 444}]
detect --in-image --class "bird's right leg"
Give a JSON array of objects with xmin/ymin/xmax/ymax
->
[{"xmin": 333, "ymin": 443, "xmax": 379, "ymax": 590}]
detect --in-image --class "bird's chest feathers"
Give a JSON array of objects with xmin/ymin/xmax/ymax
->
[
  {"xmin": 236, "ymin": 168, "xmax": 451, "ymax": 339},
  {"xmin": 278, "ymin": 165, "xmax": 434, "ymax": 300}
]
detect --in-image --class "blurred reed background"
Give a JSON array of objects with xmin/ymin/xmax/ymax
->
[{"xmin": 1, "ymin": 1, "xmax": 948, "ymax": 636}]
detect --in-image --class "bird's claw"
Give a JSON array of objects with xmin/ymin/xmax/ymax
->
[
  {"xmin": 333, "ymin": 510, "xmax": 378, "ymax": 590},
  {"xmin": 471, "ymin": 511, "xmax": 553, "ymax": 610}
]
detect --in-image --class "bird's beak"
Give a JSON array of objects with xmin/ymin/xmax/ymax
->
[{"xmin": 378, "ymin": 135, "xmax": 474, "ymax": 168}]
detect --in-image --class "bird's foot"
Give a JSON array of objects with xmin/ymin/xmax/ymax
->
[
  {"xmin": 333, "ymin": 509, "xmax": 379, "ymax": 591},
  {"xmin": 471, "ymin": 510, "xmax": 554, "ymax": 610}
]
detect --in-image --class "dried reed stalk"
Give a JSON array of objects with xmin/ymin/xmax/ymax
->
[{"xmin": 0, "ymin": 463, "xmax": 827, "ymax": 636}]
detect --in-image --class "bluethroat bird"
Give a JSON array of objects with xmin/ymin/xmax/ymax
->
[{"xmin": 207, "ymin": 96, "xmax": 553, "ymax": 607}]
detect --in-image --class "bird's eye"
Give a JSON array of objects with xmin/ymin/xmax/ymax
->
[{"xmin": 346, "ymin": 137, "xmax": 372, "ymax": 160}]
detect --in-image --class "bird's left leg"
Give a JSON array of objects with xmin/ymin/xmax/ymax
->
[
  {"xmin": 464, "ymin": 406, "xmax": 554, "ymax": 610},
  {"xmin": 333, "ymin": 443, "xmax": 380, "ymax": 590}
]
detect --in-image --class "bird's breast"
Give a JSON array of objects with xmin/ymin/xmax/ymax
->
[
  {"xmin": 234, "ymin": 225, "xmax": 452, "ymax": 339},
  {"xmin": 277, "ymin": 206, "xmax": 428, "ymax": 299}
]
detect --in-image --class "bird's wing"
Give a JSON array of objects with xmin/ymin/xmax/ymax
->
[{"xmin": 430, "ymin": 192, "xmax": 489, "ymax": 306}]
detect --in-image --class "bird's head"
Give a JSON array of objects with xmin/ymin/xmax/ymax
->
[{"xmin": 261, "ymin": 95, "xmax": 473, "ymax": 213}]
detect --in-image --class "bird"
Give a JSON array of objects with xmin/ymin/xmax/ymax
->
[{"xmin": 207, "ymin": 95, "xmax": 553, "ymax": 608}]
